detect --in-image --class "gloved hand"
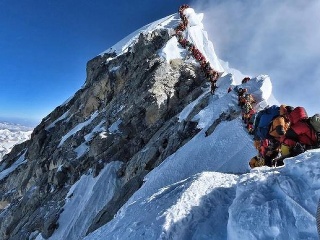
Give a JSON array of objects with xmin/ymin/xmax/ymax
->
[{"xmin": 293, "ymin": 142, "xmax": 305, "ymax": 155}]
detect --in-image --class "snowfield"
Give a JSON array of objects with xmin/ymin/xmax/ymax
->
[{"xmin": 0, "ymin": 122, "xmax": 32, "ymax": 162}]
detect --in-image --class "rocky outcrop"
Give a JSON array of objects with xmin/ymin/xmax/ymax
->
[{"xmin": 0, "ymin": 28, "xmax": 213, "ymax": 239}]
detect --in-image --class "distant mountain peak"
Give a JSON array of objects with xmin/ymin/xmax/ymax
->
[{"xmin": 0, "ymin": 122, "xmax": 32, "ymax": 162}]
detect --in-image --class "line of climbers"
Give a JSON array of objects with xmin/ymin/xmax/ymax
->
[
  {"xmin": 234, "ymin": 80, "xmax": 320, "ymax": 168},
  {"xmin": 175, "ymin": 5, "xmax": 320, "ymax": 168},
  {"xmin": 175, "ymin": 4, "xmax": 220, "ymax": 94}
]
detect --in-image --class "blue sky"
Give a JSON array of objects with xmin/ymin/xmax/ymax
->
[
  {"xmin": 1, "ymin": 0, "xmax": 320, "ymax": 127},
  {"xmin": 0, "ymin": 0, "xmax": 189, "ymax": 126}
]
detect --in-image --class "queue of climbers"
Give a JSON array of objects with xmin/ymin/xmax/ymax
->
[
  {"xmin": 175, "ymin": 4, "xmax": 220, "ymax": 94},
  {"xmin": 176, "ymin": 4, "xmax": 320, "ymax": 168},
  {"xmin": 235, "ymin": 80, "xmax": 320, "ymax": 168}
]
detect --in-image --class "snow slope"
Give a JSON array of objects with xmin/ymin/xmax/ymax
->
[{"xmin": 41, "ymin": 8, "xmax": 319, "ymax": 240}]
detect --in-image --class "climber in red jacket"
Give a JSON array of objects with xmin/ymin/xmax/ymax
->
[{"xmin": 280, "ymin": 108, "xmax": 319, "ymax": 157}]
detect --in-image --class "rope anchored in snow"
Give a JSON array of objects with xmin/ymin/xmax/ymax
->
[{"xmin": 175, "ymin": 5, "xmax": 220, "ymax": 94}]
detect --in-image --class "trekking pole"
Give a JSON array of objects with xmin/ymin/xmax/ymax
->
[
  {"xmin": 272, "ymin": 158, "xmax": 277, "ymax": 178},
  {"xmin": 272, "ymin": 151, "xmax": 281, "ymax": 178}
]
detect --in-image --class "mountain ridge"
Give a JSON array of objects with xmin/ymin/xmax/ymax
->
[
  {"xmin": 0, "ymin": 9, "xmax": 212, "ymax": 239},
  {"xmin": 0, "ymin": 6, "xmax": 319, "ymax": 240}
]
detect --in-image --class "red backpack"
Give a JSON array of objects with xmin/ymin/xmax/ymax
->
[
  {"xmin": 291, "ymin": 121, "xmax": 318, "ymax": 147},
  {"xmin": 289, "ymin": 107, "xmax": 308, "ymax": 125}
]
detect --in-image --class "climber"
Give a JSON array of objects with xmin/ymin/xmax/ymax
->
[
  {"xmin": 210, "ymin": 80, "xmax": 217, "ymax": 94},
  {"xmin": 280, "ymin": 104, "xmax": 294, "ymax": 116},
  {"xmin": 178, "ymin": 38, "xmax": 188, "ymax": 48},
  {"xmin": 268, "ymin": 114, "xmax": 290, "ymax": 142},
  {"xmin": 237, "ymin": 88, "xmax": 248, "ymax": 107},
  {"xmin": 249, "ymin": 155, "xmax": 265, "ymax": 168},
  {"xmin": 266, "ymin": 106, "xmax": 293, "ymax": 163},
  {"xmin": 175, "ymin": 22, "xmax": 187, "ymax": 32},
  {"xmin": 193, "ymin": 50, "xmax": 205, "ymax": 62},
  {"xmin": 176, "ymin": 4, "xmax": 221, "ymax": 94},
  {"xmin": 209, "ymin": 71, "xmax": 220, "ymax": 94},
  {"xmin": 253, "ymin": 105, "xmax": 280, "ymax": 141},
  {"xmin": 179, "ymin": 4, "xmax": 190, "ymax": 17},
  {"xmin": 241, "ymin": 77, "xmax": 250, "ymax": 84},
  {"xmin": 239, "ymin": 93, "xmax": 256, "ymax": 124},
  {"xmin": 202, "ymin": 61, "xmax": 211, "ymax": 72},
  {"xmin": 275, "ymin": 109, "xmax": 319, "ymax": 165},
  {"xmin": 239, "ymin": 92, "xmax": 255, "ymax": 107},
  {"xmin": 250, "ymin": 138, "xmax": 280, "ymax": 168},
  {"xmin": 254, "ymin": 139, "xmax": 269, "ymax": 159}
]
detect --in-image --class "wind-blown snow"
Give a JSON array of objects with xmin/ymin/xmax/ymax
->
[{"xmin": 39, "ymin": 7, "xmax": 320, "ymax": 240}]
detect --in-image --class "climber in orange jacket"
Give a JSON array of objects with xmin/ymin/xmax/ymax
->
[{"xmin": 268, "ymin": 115, "xmax": 290, "ymax": 142}]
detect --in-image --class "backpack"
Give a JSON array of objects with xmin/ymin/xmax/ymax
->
[
  {"xmin": 289, "ymin": 107, "xmax": 308, "ymax": 125},
  {"xmin": 317, "ymin": 132, "xmax": 320, "ymax": 148},
  {"xmin": 254, "ymin": 105, "xmax": 280, "ymax": 140},
  {"xmin": 291, "ymin": 120, "xmax": 318, "ymax": 147},
  {"xmin": 310, "ymin": 114, "xmax": 320, "ymax": 132},
  {"xmin": 309, "ymin": 114, "xmax": 320, "ymax": 148}
]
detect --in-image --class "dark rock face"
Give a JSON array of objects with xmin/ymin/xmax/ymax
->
[{"xmin": 0, "ymin": 28, "xmax": 210, "ymax": 239}]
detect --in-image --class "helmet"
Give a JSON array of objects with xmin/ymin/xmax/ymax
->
[{"xmin": 285, "ymin": 106, "xmax": 294, "ymax": 113}]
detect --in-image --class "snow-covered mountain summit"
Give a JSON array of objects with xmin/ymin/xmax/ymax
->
[{"xmin": 0, "ymin": 6, "xmax": 319, "ymax": 240}]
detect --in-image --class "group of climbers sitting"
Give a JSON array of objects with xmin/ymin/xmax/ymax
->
[
  {"xmin": 235, "ymin": 84, "xmax": 320, "ymax": 168},
  {"xmin": 250, "ymin": 105, "xmax": 320, "ymax": 168}
]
